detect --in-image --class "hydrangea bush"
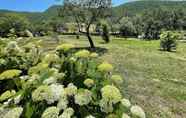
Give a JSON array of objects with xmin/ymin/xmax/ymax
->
[{"xmin": 0, "ymin": 41, "xmax": 146, "ymax": 118}]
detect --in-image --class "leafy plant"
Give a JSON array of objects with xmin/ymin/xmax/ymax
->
[
  {"xmin": 0, "ymin": 41, "xmax": 146, "ymax": 118},
  {"xmin": 101, "ymin": 22, "xmax": 110, "ymax": 43},
  {"xmin": 160, "ymin": 31, "xmax": 182, "ymax": 52}
]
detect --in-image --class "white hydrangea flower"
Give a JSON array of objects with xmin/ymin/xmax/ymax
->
[
  {"xmin": 3, "ymin": 98, "xmax": 12, "ymax": 106},
  {"xmin": 75, "ymin": 50, "xmax": 90, "ymax": 58},
  {"xmin": 43, "ymin": 54, "xmax": 60, "ymax": 64},
  {"xmin": 32, "ymin": 84, "xmax": 64, "ymax": 104},
  {"xmin": 111, "ymin": 75, "xmax": 123, "ymax": 85},
  {"xmin": 47, "ymin": 84, "xmax": 64, "ymax": 104},
  {"xmin": 50, "ymin": 68, "xmax": 59, "ymax": 74},
  {"xmin": 3, "ymin": 107, "xmax": 23, "ymax": 118},
  {"xmin": 122, "ymin": 113, "xmax": 130, "ymax": 118},
  {"xmin": 5, "ymin": 41, "xmax": 22, "ymax": 55},
  {"xmin": 90, "ymin": 52, "xmax": 98, "ymax": 58},
  {"xmin": 69, "ymin": 57, "xmax": 76, "ymax": 62},
  {"xmin": 99, "ymin": 85, "xmax": 122, "ymax": 113},
  {"xmin": 75, "ymin": 89, "xmax": 92, "ymax": 106},
  {"xmin": 29, "ymin": 74, "xmax": 40, "ymax": 82},
  {"xmin": 57, "ymin": 92, "xmax": 68, "ymax": 110},
  {"xmin": 101, "ymin": 85, "xmax": 122, "ymax": 104},
  {"xmin": 85, "ymin": 115, "xmax": 96, "ymax": 118},
  {"xmin": 99, "ymin": 99, "xmax": 114, "ymax": 113},
  {"xmin": 98, "ymin": 62, "xmax": 113, "ymax": 73},
  {"xmin": 41, "ymin": 106, "xmax": 59, "ymax": 118},
  {"xmin": 106, "ymin": 114, "xmax": 117, "ymax": 118},
  {"xmin": 14, "ymin": 95, "xmax": 22, "ymax": 104},
  {"xmin": 43, "ymin": 77, "xmax": 57, "ymax": 85},
  {"xmin": 0, "ymin": 107, "xmax": 8, "ymax": 118},
  {"xmin": 83, "ymin": 79, "xmax": 94, "ymax": 88},
  {"xmin": 121, "ymin": 98, "xmax": 131, "ymax": 108},
  {"xmin": 32, "ymin": 85, "xmax": 52, "ymax": 102},
  {"xmin": 65, "ymin": 83, "xmax": 77, "ymax": 96},
  {"xmin": 19, "ymin": 75, "xmax": 29, "ymax": 80},
  {"xmin": 130, "ymin": 105, "xmax": 146, "ymax": 118},
  {"xmin": 59, "ymin": 107, "xmax": 74, "ymax": 118}
]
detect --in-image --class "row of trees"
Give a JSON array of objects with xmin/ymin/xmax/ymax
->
[
  {"xmin": 0, "ymin": 14, "xmax": 30, "ymax": 37},
  {"xmin": 111, "ymin": 7, "xmax": 186, "ymax": 40},
  {"xmin": 0, "ymin": 13, "xmax": 66, "ymax": 37}
]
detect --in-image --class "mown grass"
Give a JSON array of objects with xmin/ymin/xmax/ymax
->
[{"xmin": 29, "ymin": 35, "xmax": 186, "ymax": 118}]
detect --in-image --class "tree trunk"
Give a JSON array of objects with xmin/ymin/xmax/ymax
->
[{"xmin": 86, "ymin": 29, "xmax": 95, "ymax": 49}]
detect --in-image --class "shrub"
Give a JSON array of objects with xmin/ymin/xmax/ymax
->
[
  {"xmin": 101, "ymin": 23, "xmax": 110, "ymax": 43},
  {"xmin": 0, "ymin": 41, "xmax": 146, "ymax": 118},
  {"xmin": 160, "ymin": 31, "xmax": 182, "ymax": 52},
  {"xmin": 0, "ymin": 41, "xmax": 41, "ymax": 71}
]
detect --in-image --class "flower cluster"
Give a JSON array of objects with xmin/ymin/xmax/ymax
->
[
  {"xmin": 111, "ymin": 75, "xmax": 123, "ymax": 85},
  {"xmin": 43, "ymin": 53, "xmax": 60, "ymax": 64},
  {"xmin": 41, "ymin": 106, "xmax": 59, "ymax": 118},
  {"xmin": 75, "ymin": 50, "xmax": 90, "ymax": 58},
  {"xmin": 75, "ymin": 89, "xmax": 92, "ymax": 106},
  {"xmin": 32, "ymin": 85, "xmax": 52, "ymax": 102},
  {"xmin": 100, "ymin": 85, "xmax": 122, "ymax": 113},
  {"xmin": 56, "ymin": 44, "xmax": 74, "ymax": 52},
  {"xmin": 57, "ymin": 93, "xmax": 68, "ymax": 110},
  {"xmin": 122, "ymin": 113, "xmax": 130, "ymax": 118},
  {"xmin": 101, "ymin": 85, "xmax": 122, "ymax": 103},
  {"xmin": 98, "ymin": 62, "xmax": 113, "ymax": 73},
  {"xmin": 130, "ymin": 105, "xmax": 146, "ymax": 118},
  {"xmin": 121, "ymin": 98, "xmax": 131, "ymax": 108},
  {"xmin": 0, "ymin": 90, "xmax": 16, "ymax": 102},
  {"xmin": 0, "ymin": 69, "xmax": 22, "ymax": 80},
  {"xmin": 32, "ymin": 84, "xmax": 64, "ymax": 104},
  {"xmin": 28, "ymin": 63, "xmax": 49, "ymax": 75},
  {"xmin": 5, "ymin": 41, "xmax": 22, "ymax": 55},
  {"xmin": 85, "ymin": 115, "xmax": 96, "ymax": 118},
  {"xmin": 64, "ymin": 83, "xmax": 77, "ymax": 96},
  {"xmin": 3, "ymin": 107, "xmax": 23, "ymax": 118},
  {"xmin": 84, "ymin": 79, "xmax": 94, "ymax": 88},
  {"xmin": 90, "ymin": 52, "xmax": 98, "ymax": 58},
  {"xmin": 59, "ymin": 107, "xmax": 74, "ymax": 118}
]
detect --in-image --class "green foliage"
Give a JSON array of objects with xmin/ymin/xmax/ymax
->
[
  {"xmin": 160, "ymin": 31, "xmax": 181, "ymax": 52},
  {"xmin": 0, "ymin": 13, "xmax": 30, "ymax": 37},
  {"xmin": 101, "ymin": 21, "xmax": 110, "ymax": 43},
  {"xmin": 112, "ymin": 1, "xmax": 186, "ymax": 39},
  {"xmin": 0, "ymin": 41, "xmax": 145, "ymax": 118},
  {"xmin": 119, "ymin": 17, "xmax": 137, "ymax": 37}
]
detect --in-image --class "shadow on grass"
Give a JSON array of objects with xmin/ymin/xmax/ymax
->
[
  {"xmin": 72, "ymin": 47, "xmax": 108, "ymax": 56},
  {"xmin": 99, "ymin": 41, "xmax": 110, "ymax": 44},
  {"xmin": 158, "ymin": 48, "xmax": 177, "ymax": 53}
]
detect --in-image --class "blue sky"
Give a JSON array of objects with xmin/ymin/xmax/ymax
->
[{"xmin": 0, "ymin": 0, "xmax": 127, "ymax": 12}]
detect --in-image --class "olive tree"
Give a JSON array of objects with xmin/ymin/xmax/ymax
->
[{"xmin": 60, "ymin": 0, "xmax": 112, "ymax": 48}]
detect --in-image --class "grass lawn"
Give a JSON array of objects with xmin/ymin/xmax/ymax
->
[{"xmin": 29, "ymin": 35, "xmax": 186, "ymax": 118}]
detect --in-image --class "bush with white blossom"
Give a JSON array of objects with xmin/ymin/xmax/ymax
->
[{"xmin": 0, "ymin": 41, "xmax": 146, "ymax": 118}]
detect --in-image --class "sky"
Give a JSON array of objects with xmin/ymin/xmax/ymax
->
[{"xmin": 0, "ymin": 0, "xmax": 128, "ymax": 12}]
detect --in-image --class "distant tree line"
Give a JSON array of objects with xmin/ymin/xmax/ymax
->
[
  {"xmin": 111, "ymin": 7, "xmax": 186, "ymax": 40},
  {"xmin": 0, "ymin": 6, "xmax": 186, "ymax": 41}
]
